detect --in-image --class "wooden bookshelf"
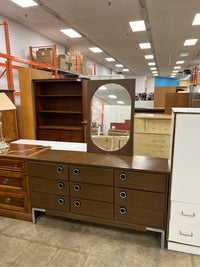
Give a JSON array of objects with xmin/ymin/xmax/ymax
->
[{"xmin": 34, "ymin": 79, "xmax": 88, "ymax": 143}]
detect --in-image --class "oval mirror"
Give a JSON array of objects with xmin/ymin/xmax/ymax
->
[{"xmin": 91, "ymin": 83, "xmax": 131, "ymax": 151}]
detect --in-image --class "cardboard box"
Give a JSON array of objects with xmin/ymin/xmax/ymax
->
[
  {"xmin": 87, "ymin": 66, "xmax": 93, "ymax": 75},
  {"xmin": 36, "ymin": 48, "xmax": 54, "ymax": 66}
]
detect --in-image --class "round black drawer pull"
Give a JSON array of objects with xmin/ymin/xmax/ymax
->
[
  {"xmin": 120, "ymin": 172, "xmax": 127, "ymax": 181},
  {"xmin": 58, "ymin": 182, "xmax": 65, "ymax": 189},
  {"xmin": 120, "ymin": 191, "xmax": 127, "ymax": 198},
  {"xmin": 119, "ymin": 206, "xmax": 127, "ymax": 215},
  {"xmin": 74, "ymin": 200, "xmax": 81, "ymax": 207},
  {"xmin": 57, "ymin": 166, "xmax": 64, "ymax": 174},
  {"xmin": 73, "ymin": 168, "xmax": 80, "ymax": 175},
  {"xmin": 58, "ymin": 198, "xmax": 65, "ymax": 205},
  {"xmin": 74, "ymin": 184, "xmax": 81, "ymax": 191}
]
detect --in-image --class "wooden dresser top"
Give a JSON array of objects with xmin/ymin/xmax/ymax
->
[
  {"xmin": 0, "ymin": 144, "xmax": 50, "ymax": 159},
  {"xmin": 30, "ymin": 149, "xmax": 169, "ymax": 174}
]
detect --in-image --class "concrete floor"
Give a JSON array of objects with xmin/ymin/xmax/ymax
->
[{"xmin": 0, "ymin": 215, "xmax": 199, "ymax": 267}]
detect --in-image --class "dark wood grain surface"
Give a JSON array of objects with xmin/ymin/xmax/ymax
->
[{"xmin": 30, "ymin": 149, "xmax": 169, "ymax": 174}]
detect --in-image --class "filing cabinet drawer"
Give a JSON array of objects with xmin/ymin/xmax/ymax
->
[
  {"xmin": 70, "ymin": 182, "xmax": 113, "ymax": 202},
  {"xmin": 0, "ymin": 158, "xmax": 26, "ymax": 172},
  {"xmin": 69, "ymin": 166, "xmax": 113, "ymax": 186},
  {"xmin": 115, "ymin": 170, "xmax": 166, "ymax": 192},
  {"xmin": 29, "ymin": 161, "xmax": 68, "ymax": 180},
  {"xmin": 115, "ymin": 188, "xmax": 165, "ymax": 211},
  {"xmin": 70, "ymin": 197, "xmax": 113, "ymax": 219},
  {"xmin": 30, "ymin": 177, "xmax": 69, "ymax": 196},
  {"xmin": 31, "ymin": 192, "xmax": 69, "ymax": 212},
  {"xmin": 0, "ymin": 193, "xmax": 25, "ymax": 211},
  {"xmin": 115, "ymin": 204, "xmax": 164, "ymax": 229},
  {"xmin": 170, "ymin": 201, "xmax": 200, "ymax": 225},
  {"xmin": 169, "ymin": 221, "xmax": 200, "ymax": 246}
]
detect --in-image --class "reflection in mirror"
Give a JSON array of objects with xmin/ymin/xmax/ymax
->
[{"xmin": 91, "ymin": 83, "xmax": 131, "ymax": 151}]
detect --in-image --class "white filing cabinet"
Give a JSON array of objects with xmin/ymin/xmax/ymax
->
[{"xmin": 168, "ymin": 108, "xmax": 200, "ymax": 255}]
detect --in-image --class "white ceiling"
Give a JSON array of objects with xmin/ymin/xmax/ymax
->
[{"xmin": 1, "ymin": 0, "xmax": 200, "ymax": 77}]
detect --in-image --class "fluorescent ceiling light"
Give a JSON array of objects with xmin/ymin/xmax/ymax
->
[
  {"xmin": 129, "ymin": 20, "xmax": 146, "ymax": 32},
  {"xmin": 174, "ymin": 66, "xmax": 181, "ymax": 69},
  {"xmin": 99, "ymin": 86, "xmax": 107, "ymax": 90},
  {"xmin": 145, "ymin": 55, "xmax": 154, "ymax": 59},
  {"xmin": 60, "ymin": 29, "xmax": 82, "ymax": 38},
  {"xmin": 152, "ymin": 71, "xmax": 158, "ymax": 74},
  {"xmin": 115, "ymin": 64, "xmax": 124, "ymax": 67},
  {"xmin": 11, "ymin": 0, "xmax": 38, "ymax": 7},
  {"xmin": 123, "ymin": 69, "xmax": 129, "ymax": 72},
  {"xmin": 171, "ymin": 75, "xmax": 175, "ymax": 77},
  {"xmin": 180, "ymin": 53, "xmax": 189, "ymax": 57},
  {"xmin": 139, "ymin": 43, "xmax": 151, "ymax": 49},
  {"xmin": 184, "ymin": 39, "xmax": 198, "ymax": 46},
  {"xmin": 176, "ymin": 61, "xmax": 184, "ymax": 64},
  {"xmin": 150, "ymin": 67, "xmax": 157, "ymax": 70},
  {"xmin": 105, "ymin": 57, "xmax": 115, "ymax": 62},
  {"xmin": 148, "ymin": 62, "xmax": 156, "ymax": 66},
  {"xmin": 173, "ymin": 70, "xmax": 179, "ymax": 73},
  {"xmin": 117, "ymin": 101, "xmax": 124, "ymax": 104},
  {"xmin": 192, "ymin": 13, "xmax": 200, "ymax": 25},
  {"xmin": 108, "ymin": 95, "xmax": 117, "ymax": 99},
  {"xmin": 89, "ymin": 47, "xmax": 103, "ymax": 53},
  {"xmin": 154, "ymin": 74, "xmax": 158, "ymax": 76}
]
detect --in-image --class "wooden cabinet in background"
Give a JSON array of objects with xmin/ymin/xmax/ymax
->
[
  {"xmin": 34, "ymin": 79, "xmax": 88, "ymax": 143},
  {"xmin": 18, "ymin": 68, "xmax": 52, "ymax": 139},
  {"xmin": 134, "ymin": 114, "xmax": 171, "ymax": 158},
  {"xmin": 0, "ymin": 90, "xmax": 17, "ymax": 142}
]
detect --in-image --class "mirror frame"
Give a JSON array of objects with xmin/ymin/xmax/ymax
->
[{"xmin": 87, "ymin": 79, "xmax": 135, "ymax": 156}]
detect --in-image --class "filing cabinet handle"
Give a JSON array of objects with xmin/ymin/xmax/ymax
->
[
  {"xmin": 74, "ymin": 184, "xmax": 81, "ymax": 191},
  {"xmin": 3, "ymin": 178, "xmax": 9, "ymax": 185},
  {"xmin": 73, "ymin": 168, "xmax": 80, "ymax": 175},
  {"xmin": 119, "ymin": 206, "xmax": 127, "ymax": 215},
  {"xmin": 58, "ymin": 182, "xmax": 65, "ymax": 189},
  {"xmin": 181, "ymin": 211, "xmax": 195, "ymax": 217},
  {"xmin": 74, "ymin": 200, "xmax": 81, "ymax": 207},
  {"xmin": 58, "ymin": 198, "xmax": 65, "ymax": 205},
  {"xmin": 120, "ymin": 191, "xmax": 127, "ymax": 198},
  {"xmin": 120, "ymin": 172, "xmax": 127, "ymax": 181},
  {"xmin": 179, "ymin": 231, "xmax": 193, "ymax": 237},
  {"xmin": 5, "ymin": 198, "xmax": 11, "ymax": 204},
  {"xmin": 57, "ymin": 166, "xmax": 64, "ymax": 174}
]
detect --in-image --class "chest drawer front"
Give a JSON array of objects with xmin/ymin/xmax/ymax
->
[
  {"xmin": 0, "ymin": 158, "xmax": 26, "ymax": 172},
  {"xmin": 31, "ymin": 192, "xmax": 69, "ymax": 212},
  {"xmin": 169, "ymin": 221, "xmax": 200, "ymax": 246},
  {"xmin": 170, "ymin": 201, "xmax": 200, "ymax": 225},
  {"xmin": 69, "ymin": 166, "xmax": 113, "ymax": 186},
  {"xmin": 0, "ymin": 170, "xmax": 25, "ymax": 190},
  {"xmin": 0, "ymin": 193, "xmax": 25, "ymax": 211},
  {"xmin": 115, "ymin": 204, "xmax": 164, "ymax": 229},
  {"xmin": 29, "ymin": 162, "xmax": 68, "ymax": 180},
  {"xmin": 115, "ymin": 170, "xmax": 166, "ymax": 192},
  {"xmin": 70, "ymin": 182, "xmax": 113, "ymax": 202},
  {"xmin": 70, "ymin": 197, "xmax": 113, "ymax": 219},
  {"xmin": 30, "ymin": 177, "xmax": 69, "ymax": 196},
  {"xmin": 115, "ymin": 188, "xmax": 165, "ymax": 211}
]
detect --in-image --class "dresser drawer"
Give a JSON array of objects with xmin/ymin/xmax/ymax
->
[
  {"xmin": 0, "ymin": 158, "xmax": 26, "ymax": 172},
  {"xmin": 0, "ymin": 170, "xmax": 26, "ymax": 190},
  {"xmin": 30, "ymin": 177, "xmax": 69, "ymax": 196},
  {"xmin": 134, "ymin": 118, "xmax": 145, "ymax": 132},
  {"xmin": 115, "ymin": 170, "xmax": 166, "ymax": 192},
  {"xmin": 115, "ymin": 204, "xmax": 164, "ymax": 229},
  {"xmin": 134, "ymin": 143, "xmax": 169, "ymax": 158},
  {"xmin": 70, "ymin": 182, "xmax": 113, "ymax": 202},
  {"xmin": 169, "ymin": 221, "xmax": 200, "ymax": 246},
  {"xmin": 70, "ymin": 197, "xmax": 113, "ymax": 219},
  {"xmin": 115, "ymin": 188, "xmax": 165, "ymax": 211},
  {"xmin": 134, "ymin": 133, "xmax": 170, "ymax": 146},
  {"xmin": 69, "ymin": 166, "xmax": 113, "ymax": 186},
  {"xmin": 29, "ymin": 162, "xmax": 68, "ymax": 180},
  {"xmin": 31, "ymin": 192, "xmax": 69, "ymax": 212},
  {"xmin": 170, "ymin": 201, "xmax": 200, "ymax": 225},
  {"xmin": 0, "ymin": 193, "xmax": 25, "ymax": 211}
]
